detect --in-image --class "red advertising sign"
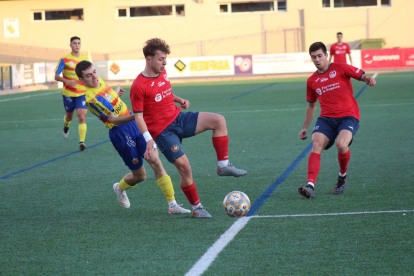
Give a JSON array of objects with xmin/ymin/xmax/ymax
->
[
  {"xmin": 361, "ymin": 48, "xmax": 414, "ymax": 69},
  {"xmin": 402, "ymin": 48, "xmax": 414, "ymax": 67}
]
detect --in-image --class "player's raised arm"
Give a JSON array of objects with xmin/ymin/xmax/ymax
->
[
  {"xmin": 361, "ymin": 74, "xmax": 376, "ymax": 87},
  {"xmin": 299, "ymin": 102, "xmax": 317, "ymax": 140},
  {"xmin": 134, "ymin": 112, "xmax": 157, "ymax": 159}
]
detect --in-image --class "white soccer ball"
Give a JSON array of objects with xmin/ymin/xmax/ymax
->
[{"xmin": 223, "ymin": 191, "xmax": 251, "ymax": 218}]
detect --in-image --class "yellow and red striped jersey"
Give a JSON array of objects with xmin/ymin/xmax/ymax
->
[
  {"xmin": 85, "ymin": 77, "xmax": 131, "ymax": 129},
  {"xmin": 55, "ymin": 53, "xmax": 89, "ymax": 97}
]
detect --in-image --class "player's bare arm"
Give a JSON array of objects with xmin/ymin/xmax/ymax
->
[
  {"xmin": 114, "ymin": 84, "xmax": 125, "ymax": 96},
  {"xmin": 54, "ymin": 74, "xmax": 78, "ymax": 87},
  {"xmin": 173, "ymin": 94, "xmax": 190, "ymax": 109},
  {"xmin": 107, "ymin": 113, "xmax": 134, "ymax": 125},
  {"xmin": 134, "ymin": 112, "xmax": 157, "ymax": 159},
  {"xmin": 361, "ymin": 75, "xmax": 376, "ymax": 87},
  {"xmin": 299, "ymin": 102, "xmax": 317, "ymax": 140},
  {"xmin": 348, "ymin": 53, "xmax": 353, "ymax": 65}
]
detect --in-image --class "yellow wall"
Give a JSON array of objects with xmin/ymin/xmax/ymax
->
[{"xmin": 0, "ymin": 0, "xmax": 413, "ymax": 61}]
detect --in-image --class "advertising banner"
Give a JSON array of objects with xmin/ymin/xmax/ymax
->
[
  {"xmin": 11, "ymin": 64, "xmax": 25, "ymax": 86},
  {"xmin": 107, "ymin": 60, "xmax": 145, "ymax": 80},
  {"xmin": 234, "ymin": 55, "xmax": 253, "ymax": 75},
  {"xmin": 34, "ymin": 63, "xmax": 46, "ymax": 84},
  {"xmin": 166, "ymin": 56, "xmax": 234, "ymax": 78},
  {"xmin": 402, "ymin": 48, "xmax": 414, "ymax": 67},
  {"xmin": 4, "ymin": 18, "xmax": 19, "ymax": 38},
  {"xmin": 252, "ymin": 52, "xmax": 315, "ymax": 74},
  {"xmin": 361, "ymin": 48, "xmax": 403, "ymax": 69}
]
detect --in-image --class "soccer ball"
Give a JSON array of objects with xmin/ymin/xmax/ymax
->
[{"xmin": 223, "ymin": 191, "xmax": 251, "ymax": 218}]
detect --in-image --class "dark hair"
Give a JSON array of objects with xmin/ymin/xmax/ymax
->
[
  {"xmin": 143, "ymin": 38, "xmax": 171, "ymax": 57},
  {"xmin": 309, "ymin": 42, "xmax": 327, "ymax": 55},
  {"xmin": 75, "ymin": 60, "xmax": 92, "ymax": 79},
  {"xmin": 337, "ymin": 32, "xmax": 343, "ymax": 36},
  {"xmin": 70, "ymin": 36, "xmax": 81, "ymax": 43}
]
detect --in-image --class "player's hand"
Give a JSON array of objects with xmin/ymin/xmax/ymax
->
[
  {"xmin": 115, "ymin": 84, "xmax": 125, "ymax": 96},
  {"xmin": 144, "ymin": 139, "xmax": 157, "ymax": 159},
  {"xmin": 180, "ymin": 99, "xmax": 190, "ymax": 109},
  {"xmin": 67, "ymin": 79, "xmax": 78, "ymax": 87},
  {"xmin": 365, "ymin": 76, "xmax": 376, "ymax": 87},
  {"xmin": 299, "ymin": 128, "xmax": 308, "ymax": 140}
]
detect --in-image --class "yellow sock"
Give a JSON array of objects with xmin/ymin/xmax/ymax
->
[
  {"xmin": 78, "ymin": 123, "xmax": 87, "ymax": 142},
  {"xmin": 64, "ymin": 116, "xmax": 71, "ymax": 128},
  {"xmin": 119, "ymin": 178, "xmax": 134, "ymax": 191},
  {"xmin": 156, "ymin": 174, "xmax": 175, "ymax": 203}
]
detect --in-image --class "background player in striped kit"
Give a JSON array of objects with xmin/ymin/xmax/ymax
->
[{"xmin": 55, "ymin": 36, "xmax": 89, "ymax": 151}]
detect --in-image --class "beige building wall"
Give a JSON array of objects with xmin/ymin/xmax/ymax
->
[{"xmin": 0, "ymin": 0, "xmax": 413, "ymax": 62}]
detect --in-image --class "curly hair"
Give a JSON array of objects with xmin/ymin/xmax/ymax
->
[{"xmin": 143, "ymin": 38, "xmax": 171, "ymax": 57}]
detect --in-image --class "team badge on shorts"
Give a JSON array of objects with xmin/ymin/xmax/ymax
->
[
  {"xmin": 171, "ymin": 144, "xmax": 179, "ymax": 152},
  {"xmin": 132, "ymin": 158, "xmax": 139, "ymax": 165}
]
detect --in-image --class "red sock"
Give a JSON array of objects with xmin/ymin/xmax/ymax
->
[
  {"xmin": 181, "ymin": 182, "xmax": 200, "ymax": 205},
  {"xmin": 307, "ymin": 152, "xmax": 321, "ymax": 185},
  {"xmin": 212, "ymin": 136, "xmax": 229, "ymax": 161},
  {"xmin": 338, "ymin": 149, "xmax": 351, "ymax": 175}
]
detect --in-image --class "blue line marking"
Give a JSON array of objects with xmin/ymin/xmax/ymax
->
[
  {"xmin": 247, "ymin": 83, "xmax": 369, "ymax": 216},
  {"xmin": 230, "ymin": 83, "xmax": 277, "ymax": 100},
  {"xmin": 0, "ymin": 140, "xmax": 110, "ymax": 180}
]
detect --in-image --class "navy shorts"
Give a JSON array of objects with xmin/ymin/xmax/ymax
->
[
  {"xmin": 155, "ymin": 112, "xmax": 199, "ymax": 163},
  {"xmin": 312, "ymin": 116, "xmax": 359, "ymax": 150},
  {"xmin": 62, "ymin": 95, "xmax": 87, "ymax": 113},
  {"xmin": 109, "ymin": 121, "xmax": 147, "ymax": 171}
]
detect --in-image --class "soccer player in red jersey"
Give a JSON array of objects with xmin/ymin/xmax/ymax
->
[
  {"xmin": 329, "ymin": 32, "xmax": 352, "ymax": 65},
  {"xmin": 130, "ymin": 38, "xmax": 247, "ymax": 218},
  {"xmin": 298, "ymin": 42, "xmax": 376, "ymax": 199}
]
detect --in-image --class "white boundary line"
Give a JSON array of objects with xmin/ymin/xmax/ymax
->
[
  {"xmin": 0, "ymin": 91, "xmax": 61, "ymax": 103},
  {"xmin": 252, "ymin": 209, "xmax": 414, "ymax": 218},
  {"xmin": 1, "ymin": 102, "xmax": 412, "ymax": 125},
  {"xmin": 185, "ymin": 209, "xmax": 413, "ymax": 276}
]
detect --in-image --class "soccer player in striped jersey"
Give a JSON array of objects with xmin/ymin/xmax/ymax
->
[
  {"xmin": 55, "ymin": 36, "xmax": 89, "ymax": 151},
  {"xmin": 75, "ymin": 60, "xmax": 190, "ymax": 214}
]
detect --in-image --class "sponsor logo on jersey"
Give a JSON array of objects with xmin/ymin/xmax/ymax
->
[
  {"xmin": 171, "ymin": 144, "xmax": 179, "ymax": 152},
  {"xmin": 329, "ymin": 70, "xmax": 337, "ymax": 78},
  {"xmin": 158, "ymin": 81, "xmax": 165, "ymax": 87},
  {"xmin": 105, "ymin": 93, "xmax": 113, "ymax": 101},
  {"xmin": 356, "ymin": 69, "xmax": 360, "ymax": 73},
  {"xmin": 155, "ymin": 94, "xmax": 162, "ymax": 102},
  {"xmin": 321, "ymin": 77, "xmax": 328, "ymax": 82}
]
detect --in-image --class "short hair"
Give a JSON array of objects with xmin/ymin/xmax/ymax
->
[
  {"xmin": 70, "ymin": 36, "xmax": 81, "ymax": 43},
  {"xmin": 337, "ymin": 32, "xmax": 343, "ymax": 36},
  {"xmin": 143, "ymin": 38, "xmax": 171, "ymax": 57},
  {"xmin": 75, "ymin": 60, "xmax": 92, "ymax": 79},
  {"xmin": 309, "ymin": 42, "xmax": 327, "ymax": 55}
]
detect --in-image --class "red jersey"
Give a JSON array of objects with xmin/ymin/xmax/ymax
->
[
  {"xmin": 306, "ymin": 63, "xmax": 364, "ymax": 120},
  {"xmin": 330, "ymin": 43, "xmax": 351, "ymax": 63},
  {"xmin": 130, "ymin": 70, "xmax": 181, "ymax": 139}
]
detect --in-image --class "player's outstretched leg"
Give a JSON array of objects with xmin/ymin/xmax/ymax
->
[{"xmin": 196, "ymin": 113, "xmax": 247, "ymax": 177}]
